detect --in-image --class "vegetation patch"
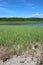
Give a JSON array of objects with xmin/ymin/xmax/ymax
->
[
  {"xmin": 0, "ymin": 26, "xmax": 43, "ymax": 62},
  {"xmin": 0, "ymin": 26, "xmax": 43, "ymax": 50},
  {"xmin": 0, "ymin": 18, "xmax": 43, "ymax": 24}
]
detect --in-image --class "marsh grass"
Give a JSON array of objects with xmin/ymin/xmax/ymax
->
[{"xmin": 0, "ymin": 26, "xmax": 43, "ymax": 52}]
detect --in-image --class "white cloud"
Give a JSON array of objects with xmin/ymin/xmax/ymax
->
[
  {"xmin": 32, "ymin": 13, "xmax": 40, "ymax": 16},
  {"xmin": 32, "ymin": 13, "xmax": 43, "ymax": 17}
]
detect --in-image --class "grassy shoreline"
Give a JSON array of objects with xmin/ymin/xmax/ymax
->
[
  {"xmin": 0, "ymin": 21, "xmax": 43, "ymax": 25},
  {"xmin": 0, "ymin": 26, "xmax": 43, "ymax": 50},
  {"xmin": 0, "ymin": 18, "xmax": 43, "ymax": 24},
  {"xmin": 0, "ymin": 26, "xmax": 43, "ymax": 60}
]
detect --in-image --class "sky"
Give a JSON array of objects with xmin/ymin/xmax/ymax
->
[{"xmin": 0, "ymin": 0, "xmax": 43, "ymax": 18}]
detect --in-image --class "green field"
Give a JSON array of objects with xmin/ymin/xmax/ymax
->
[
  {"xmin": 0, "ymin": 21, "xmax": 43, "ymax": 24},
  {"xmin": 0, "ymin": 26, "xmax": 43, "ymax": 52}
]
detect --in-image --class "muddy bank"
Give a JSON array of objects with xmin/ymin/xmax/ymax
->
[{"xmin": 0, "ymin": 43, "xmax": 43, "ymax": 65}]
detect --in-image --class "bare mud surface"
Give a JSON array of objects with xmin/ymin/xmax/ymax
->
[{"xmin": 0, "ymin": 44, "xmax": 43, "ymax": 65}]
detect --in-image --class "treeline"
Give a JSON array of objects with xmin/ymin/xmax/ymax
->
[{"xmin": 0, "ymin": 18, "xmax": 43, "ymax": 21}]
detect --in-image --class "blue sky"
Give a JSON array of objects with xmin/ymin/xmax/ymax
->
[{"xmin": 0, "ymin": 0, "xmax": 43, "ymax": 18}]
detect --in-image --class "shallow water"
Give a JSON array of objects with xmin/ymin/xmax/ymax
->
[{"xmin": 0, "ymin": 23, "xmax": 43, "ymax": 26}]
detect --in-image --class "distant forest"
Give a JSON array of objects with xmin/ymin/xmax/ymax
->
[{"xmin": 0, "ymin": 18, "xmax": 43, "ymax": 21}]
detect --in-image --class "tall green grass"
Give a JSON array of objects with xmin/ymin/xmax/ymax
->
[{"xmin": 0, "ymin": 26, "xmax": 43, "ymax": 52}]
